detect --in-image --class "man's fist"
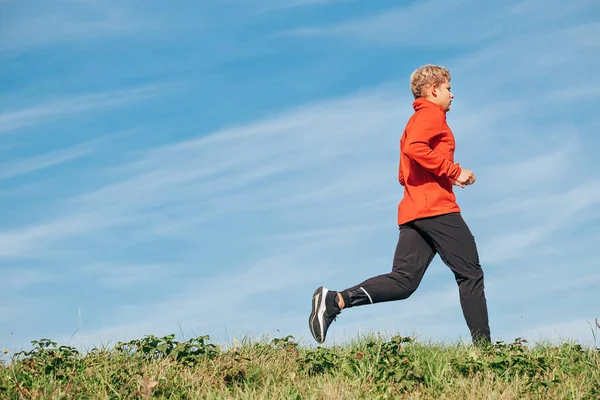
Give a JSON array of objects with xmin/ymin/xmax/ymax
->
[{"xmin": 455, "ymin": 168, "xmax": 476, "ymax": 187}]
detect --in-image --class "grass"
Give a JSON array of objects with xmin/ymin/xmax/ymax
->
[{"xmin": 1, "ymin": 332, "xmax": 599, "ymax": 399}]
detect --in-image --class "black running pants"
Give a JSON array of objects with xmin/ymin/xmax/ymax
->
[{"xmin": 340, "ymin": 212, "xmax": 491, "ymax": 344}]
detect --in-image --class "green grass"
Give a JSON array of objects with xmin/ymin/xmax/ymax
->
[{"xmin": 1, "ymin": 333, "xmax": 599, "ymax": 399}]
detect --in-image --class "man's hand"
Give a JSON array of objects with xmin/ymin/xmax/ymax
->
[{"xmin": 455, "ymin": 168, "xmax": 476, "ymax": 187}]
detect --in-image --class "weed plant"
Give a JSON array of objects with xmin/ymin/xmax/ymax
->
[{"xmin": 1, "ymin": 332, "xmax": 599, "ymax": 399}]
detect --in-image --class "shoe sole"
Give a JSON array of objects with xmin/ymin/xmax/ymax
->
[{"xmin": 309, "ymin": 286, "xmax": 328, "ymax": 344}]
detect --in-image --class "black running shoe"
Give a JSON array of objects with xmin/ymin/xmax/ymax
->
[{"xmin": 309, "ymin": 286, "xmax": 340, "ymax": 344}]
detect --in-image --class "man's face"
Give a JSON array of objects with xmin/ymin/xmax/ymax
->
[{"xmin": 432, "ymin": 80, "xmax": 454, "ymax": 111}]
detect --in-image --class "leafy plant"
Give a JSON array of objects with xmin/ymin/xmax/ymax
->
[
  {"xmin": 452, "ymin": 338, "xmax": 560, "ymax": 393},
  {"xmin": 115, "ymin": 334, "xmax": 219, "ymax": 365},
  {"xmin": 13, "ymin": 339, "xmax": 81, "ymax": 382},
  {"xmin": 270, "ymin": 335, "xmax": 298, "ymax": 353},
  {"xmin": 1, "ymin": 332, "xmax": 598, "ymax": 399},
  {"xmin": 345, "ymin": 335, "xmax": 425, "ymax": 392},
  {"xmin": 302, "ymin": 346, "xmax": 339, "ymax": 376}
]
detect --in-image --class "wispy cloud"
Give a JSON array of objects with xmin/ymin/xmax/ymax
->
[
  {"xmin": 83, "ymin": 262, "xmax": 171, "ymax": 289},
  {"xmin": 0, "ymin": 144, "xmax": 93, "ymax": 181},
  {"xmin": 2, "ymin": 0, "xmax": 599, "ymax": 352},
  {"xmin": 3, "ymin": 34, "xmax": 598, "ymax": 343},
  {"xmin": 474, "ymin": 178, "xmax": 600, "ymax": 264},
  {"xmin": 515, "ymin": 318, "xmax": 600, "ymax": 346},
  {"xmin": 0, "ymin": 0, "xmax": 157, "ymax": 51},
  {"xmin": 278, "ymin": 0, "xmax": 497, "ymax": 45},
  {"xmin": 0, "ymin": 215, "xmax": 101, "ymax": 260},
  {"xmin": 278, "ymin": 0, "xmax": 599, "ymax": 47},
  {"xmin": 44, "ymin": 85, "xmax": 405, "ymax": 236},
  {"xmin": 473, "ymin": 143, "xmax": 577, "ymax": 198},
  {"xmin": 259, "ymin": 0, "xmax": 349, "ymax": 11},
  {"xmin": 0, "ymin": 86, "xmax": 402, "ymax": 268},
  {"xmin": 0, "ymin": 267, "xmax": 56, "ymax": 292},
  {"xmin": 0, "ymin": 84, "xmax": 171, "ymax": 134},
  {"xmin": 62, "ymin": 254, "xmax": 341, "ymax": 348}
]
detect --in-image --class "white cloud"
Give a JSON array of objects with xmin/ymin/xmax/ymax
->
[
  {"xmin": 547, "ymin": 83, "xmax": 600, "ymax": 102},
  {"xmin": 259, "ymin": 0, "xmax": 349, "ymax": 11},
  {"xmin": 473, "ymin": 179, "xmax": 600, "ymax": 220},
  {"xmin": 0, "ymin": 268, "xmax": 56, "ymax": 292},
  {"xmin": 279, "ymin": 0, "xmax": 599, "ymax": 47},
  {"xmin": 3, "ymin": 47, "xmax": 598, "ymax": 346},
  {"xmin": 0, "ymin": 0, "xmax": 157, "ymax": 51},
  {"xmin": 82, "ymin": 262, "xmax": 173, "ymax": 289},
  {"xmin": 3, "ymin": 0, "xmax": 599, "ymax": 351},
  {"xmin": 0, "ymin": 84, "xmax": 405, "ymax": 251},
  {"xmin": 0, "ymin": 144, "xmax": 93, "ymax": 181},
  {"xmin": 0, "ymin": 214, "xmax": 112, "ymax": 260},
  {"xmin": 513, "ymin": 318, "xmax": 600, "ymax": 346},
  {"xmin": 475, "ymin": 180, "xmax": 600, "ymax": 264},
  {"xmin": 477, "ymin": 142, "xmax": 577, "ymax": 193},
  {"xmin": 279, "ymin": 0, "xmax": 483, "ymax": 45},
  {"xmin": 0, "ymin": 84, "xmax": 172, "ymax": 134},
  {"xmin": 62, "ymin": 253, "xmax": 342, "ymax": 349}
]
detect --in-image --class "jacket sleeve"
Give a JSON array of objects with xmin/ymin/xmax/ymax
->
[{"xmin": 403, "ymin": 110, "xmax": 462, "ymax": 180}]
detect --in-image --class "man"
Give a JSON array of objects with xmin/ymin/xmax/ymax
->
[{"xmin": 308, "ymin": 64, "xmax": 491, "ymax": 346}]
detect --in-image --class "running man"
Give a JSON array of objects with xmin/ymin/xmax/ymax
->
[{"xmin": 309, "ymin": 64, "xmax": 491, "ymax": 346}]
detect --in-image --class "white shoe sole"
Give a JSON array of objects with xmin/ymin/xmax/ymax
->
[{"xmin": 309, "ymin": 286, "xmax": 329, "ymax": 343}]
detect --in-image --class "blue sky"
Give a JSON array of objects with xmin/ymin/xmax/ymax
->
[{"xmin": 1, "ymin": 0, "xmax": 599, "ymax": 352}]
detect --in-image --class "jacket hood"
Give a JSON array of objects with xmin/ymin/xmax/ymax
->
[{"xmin": 412, "ymin": 97, "xmax": 446, "ymax": 113}]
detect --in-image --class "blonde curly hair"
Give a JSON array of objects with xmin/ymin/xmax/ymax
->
[{"xmin": 410, "ymin": 64, "xmax": 451, "ymax": 99}]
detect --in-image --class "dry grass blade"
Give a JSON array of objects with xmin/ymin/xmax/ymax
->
[{"xmin": 0, "ymin": 333, "xmax": 598, "ymax": 399}]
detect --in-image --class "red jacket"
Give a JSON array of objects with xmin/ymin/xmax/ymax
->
[{"xmin": 397, "ymin": 98, "xmax": 462, "ymax": 225}]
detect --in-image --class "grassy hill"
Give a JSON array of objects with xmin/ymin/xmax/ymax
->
[{"xmin": 1, "ymin": 333, "xmax": 598, "ymax": 399}]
